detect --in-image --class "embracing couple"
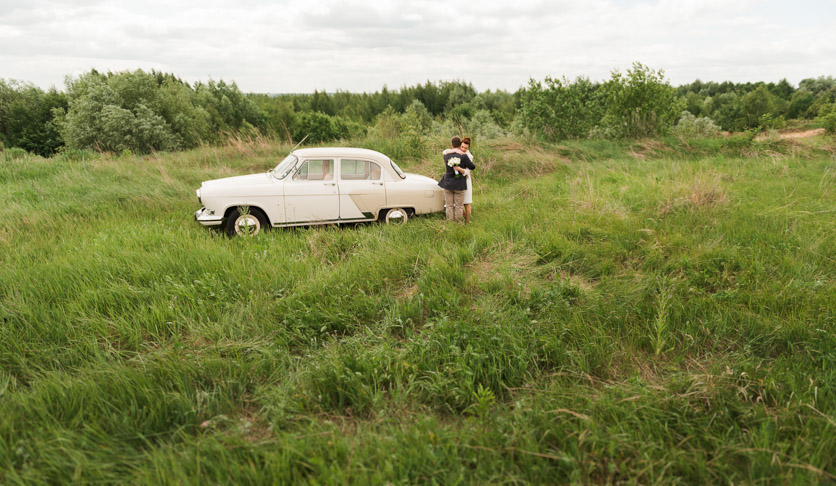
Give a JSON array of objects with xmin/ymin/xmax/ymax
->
[{"xmin": 437, "ymin": 136, "xmax": 475, "ymax": 223}]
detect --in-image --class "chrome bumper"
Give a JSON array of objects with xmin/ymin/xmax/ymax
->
[{"xmin": 194, "ymin": 207, "xmax": 223, "ymax": 226}]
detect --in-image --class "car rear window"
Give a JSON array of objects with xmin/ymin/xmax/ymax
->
[{"xmin": 341, "ymin": 159, "xmax": 381, "ymax": 180}]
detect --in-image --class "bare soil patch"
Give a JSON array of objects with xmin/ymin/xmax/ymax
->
[{"xmin": 755, "ymin": 128, "xmax": 825, "ymax": 141}]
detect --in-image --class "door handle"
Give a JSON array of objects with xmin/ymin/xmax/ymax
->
[
  {"xmin": 324, "ymin": 182, "xmax": 336, "ymax": 186},
  {"xmin": 372, "ymin": 182, "xmax": 383, "ymax": 186}
]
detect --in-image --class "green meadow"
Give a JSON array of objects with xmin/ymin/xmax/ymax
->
[{"xmin": 1, "ymin": 134, "xmax": 835, "ymax": 484}]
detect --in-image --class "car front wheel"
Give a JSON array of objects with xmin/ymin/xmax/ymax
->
[{"xmin": 226, "ymin": 207, "xmax": 267, "ymax": 236}]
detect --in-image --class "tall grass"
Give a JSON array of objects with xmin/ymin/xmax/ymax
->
[{"xmin": 1, "ymin": 134, "xmax": 835, "ymax": 483}]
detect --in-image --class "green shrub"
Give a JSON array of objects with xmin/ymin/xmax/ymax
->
[
  {"xmin": 588, "ymin": 125, "xmax": 617, "ymax": 139},
  {"xmin": 4, "ymin": 147, "xmax": 28, "ymax": 160},
  {"xmin": 674, "ymin": 111, "xmax": 720, "ymax": 138},
  {"xmin": 508, "ymin": 114, "xmax": 531, "ymax": 138},
  {"xmin": 399, "ymin": 100, "xmax": 431, "ymax": 156},
  {"xmin": 56, "ymin": 147, "xmax": 96, "ymax": 161},
  {"xmin": 292, "ymin": 111, "xmax": 338, "ymax": 142},
  {"xmin": 818, "ymin": 111, "xmax": 836, "ymax": 134},
  {"xmin": 467, "ymin": 109, "xmax": 506, "ymax": 139},
  {"xmin": 758, "ymin": 113, "xmax": 786, "ymax": 131},
  {"xmin": 402, "ymin": 99, "xmax": 433, "ymax": 132},
  {"xmin": 372, "ymin": 106, "xmax": 401, "ymax": 140},
  {"xmin": 333, "ymin": 115, "xmax": 366, "ymax": 140},
  {"xmin": 291, "ymin": 112, "xmax": 364, "ymax": 143}
]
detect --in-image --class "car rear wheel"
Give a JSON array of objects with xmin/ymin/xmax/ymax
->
[
  {"xmin": 226, "ymin": 207, "xmax": 268, "ymax": 236},
  {"xmin": 382, "ymin": 207, "xmax": 409, "ymax": 224}
]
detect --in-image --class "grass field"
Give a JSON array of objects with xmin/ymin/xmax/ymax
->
[{"xmin": 1, "ymin": 134, "xmax": 835, "ymax": 484}]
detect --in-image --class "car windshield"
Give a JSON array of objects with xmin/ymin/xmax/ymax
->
[
  {"xmin": 390, "ymin": 159, "xmax": 406, "ymax": 179},
  {"xmin": 271, "ymin": 154, "xmax": 298, "ymax": 179}
]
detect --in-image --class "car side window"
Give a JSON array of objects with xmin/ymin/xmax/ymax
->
[
  {"xmin": 294, "ymin": 159, "xmax": 334, "ymax": 181},
  {"xmin": 340, "ymin": 159, "xmax": 381, "ymax": 180}
]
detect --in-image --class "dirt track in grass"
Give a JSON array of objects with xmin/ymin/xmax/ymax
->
[{"xmin": 755, "ymin": 128, "xmax": 825, "ymax": 140}]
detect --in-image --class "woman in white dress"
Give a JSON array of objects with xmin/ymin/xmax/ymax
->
[{"xmin": 460, "ymin": 137, "xmax": 474, "ymax": 224}]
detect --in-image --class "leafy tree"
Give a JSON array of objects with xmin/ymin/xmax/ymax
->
[
  {"xmin": 518, "ymin": 76, "xmax": 604, "ymax": 140},
  {"xmin": 56, "ymin": 70, "xmax": 264, "ymax": 153},
  {"xmin": 58, "ymin": 73, "xmax": 180, "ymax": 153},
  {"xmin": 786, "ymin": 90, "xmax": 815, "ymax": 119},
  {"xmin": 601, "ymin": 63, "xmax": 682, "ymax": 138},
  {"xmin": 684, "ymin": 92, "xmax": 704, "ymax": 117},
  {"xmin": 373, "ymin": 85, "xmax": 395, "ymax": 115},
  {"xmin": 402, "ymin": 99, "xmax": 433, "ymax": 132},
  {"xmin": 310, "ymin": 89, "xmax": 336, "ymax": 116},
  {"xmin": 740, "ymin": 86, "xmax": 777, "ymax": 129},
  {"xmin": 0, "ymin": 79, "xmax": 66, "ymax": 156},
  {"xmin": 469, "ymin": 89, "xmax": 516, "ymax": 126},
  {"xmin": 445, "ymin": 82, "xmax": 476, "ymax": 113},
  {"xmin": 769, "ymin": 78, "xmax": 794, "ymax": 100},
  {"xmin": 58, "ymin": 71, "xmax": 178, "ymax": 152},
  {"xmin": 711, "ymin": 92, "xmax": 746, "ymax": 132},
  {"xmin": 156, "ymin": 78, "xmax": 211, "ymax": 147},
  {"xmin": 799, "ymin": 76, "xmax": 836, "ymax": 96},
  {"xmin": 194, "ymin": 79, "xmax": 264, "ymax": 137},
  {"xmin": 251, "ymin": 94, "xmax": 296, "ymax": 142}
]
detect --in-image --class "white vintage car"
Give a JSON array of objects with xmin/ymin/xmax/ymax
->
[{"xmin": 194, "ymin": 147, "xmax": 445, "ymax": 235}]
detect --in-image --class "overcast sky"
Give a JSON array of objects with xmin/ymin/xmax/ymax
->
[{"xmin": 2, "ymin": 0, "xmax": 835, "ymax": 94}]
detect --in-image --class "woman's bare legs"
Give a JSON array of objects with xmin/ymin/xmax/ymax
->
[{"xmin": 464, "ymin": 203, "xmax": 471, "ymax": 223}]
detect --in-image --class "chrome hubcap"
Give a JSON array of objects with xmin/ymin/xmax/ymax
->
[
  {"xmin": 387, "ymin": 209, "xmax": 407, "ymax": 224},
  {"xmin": 235, "ymin": 215, "xmax": 260, "ymax": 235}
]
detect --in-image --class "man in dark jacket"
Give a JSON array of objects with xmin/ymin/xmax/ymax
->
[{"xmin": 438, "ymin": 136, "xmax": 476, "ymax": 222}]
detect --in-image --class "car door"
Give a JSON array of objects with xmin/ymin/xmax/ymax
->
[
  {"xmin": 337, "ymin": 158, "xmax": 387, "ymax": 220},
  {"xmin": 283, "ymin": 159, "xmax": 339, "ymax": 223}
]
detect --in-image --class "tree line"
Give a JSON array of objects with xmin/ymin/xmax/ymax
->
[
  {"xmin": 2, "ymin": 65, "xmax": 835, "ymax": 157},
  {"xmin": 518, "ymin": 64, "xmax": 836, "ymax": 141}
]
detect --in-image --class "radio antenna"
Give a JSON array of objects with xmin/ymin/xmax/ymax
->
[{"xmin": 289, "ymin": 133, "xmax": 309, "ymax": 153}]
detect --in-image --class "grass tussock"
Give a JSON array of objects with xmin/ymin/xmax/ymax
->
[
  {"xmin": 660, "ymin": 172, "xmax": 729, "ymax": 214},
  {"xmin": 1, "ymin": 135, "xmax": 835, "ymax": 483}
]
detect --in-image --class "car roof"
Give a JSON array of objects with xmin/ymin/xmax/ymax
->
[{"xmin": 292, "ymin": 147, "xmax": 390, "ymax": 162}]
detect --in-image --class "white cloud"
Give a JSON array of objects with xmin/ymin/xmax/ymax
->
[{"xmin": 1, "ymin": 0, "xmax": 834, "ymax": 92}]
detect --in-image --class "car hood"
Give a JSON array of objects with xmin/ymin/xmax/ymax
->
[{"xmin": 202, "ymin": 173, "xmax": 273, "ymax": 188}]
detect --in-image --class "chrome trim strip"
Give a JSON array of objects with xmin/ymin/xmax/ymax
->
[{"xmin": 273, "ymin": 216, "xmax": 376, "ymax": 227}]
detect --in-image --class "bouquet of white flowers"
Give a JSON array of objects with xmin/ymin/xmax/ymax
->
[{"xmin": 447, "ymin": 157, "xmax": 462, "ymax": 178}]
